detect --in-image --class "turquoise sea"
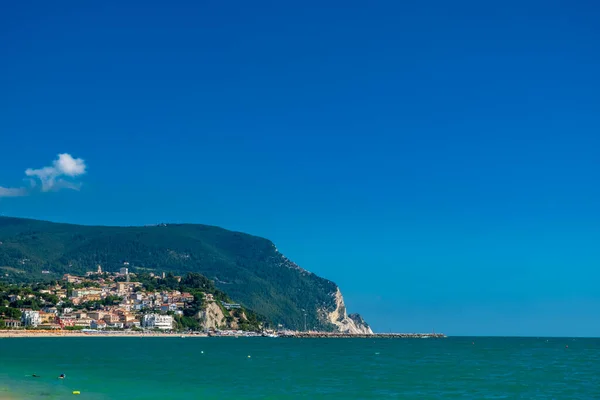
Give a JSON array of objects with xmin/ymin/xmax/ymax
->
[{"xmin": 1, "ymin": 337, "xmax": 599, "ymax": 399}]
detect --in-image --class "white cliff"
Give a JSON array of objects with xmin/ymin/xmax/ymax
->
[
  {"xmin": 199, "ymin": 301, "xmax": 227, "ymax": 330},
  {"xmin": 320, "ymin": 288, "xmax": 373, "ymax": 334}
]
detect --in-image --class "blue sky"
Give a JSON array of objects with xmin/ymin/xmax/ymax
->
[{"xmin": 1, "ymin": 0, "xmax": 599, "ymax": 336}]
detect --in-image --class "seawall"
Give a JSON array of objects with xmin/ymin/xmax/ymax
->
[{"xmin": 282, "ymin": 332, "xmax": 446, "ymax": 339}]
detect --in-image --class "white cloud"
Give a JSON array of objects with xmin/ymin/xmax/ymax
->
[
  {"xmin": 26, "ymin": 153, "xmax": 87, "ymax": 192},
  {"xmin": 0, "ymin": 153, "xmax": 87, "ymax": 197},
  {"xmin": 0, "ymin": 187, "xmax": 28, "ymax": 198}
]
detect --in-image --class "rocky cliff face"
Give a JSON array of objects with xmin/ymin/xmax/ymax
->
[
  {"xmin": 200, "ymin": 286, "xmax": 372, "ymax": 334},
  {"xmin": 198, "ymin": 301, "xmax": 226, "ymax": 330},
  {"xmin": 319, "ymin": 288, "xmax": 373, "ymax": 334},
  {"xmin": 199, "ymin": 301, "xmax": 251, "ymax": 330}
]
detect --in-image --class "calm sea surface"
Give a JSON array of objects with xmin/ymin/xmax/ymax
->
[{"xmin": 1, "ymin": 337, "xmax": 599, "ymax": 399}]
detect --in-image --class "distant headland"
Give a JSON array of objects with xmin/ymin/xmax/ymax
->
[{"xmin": 0, "ymin": 216, "xmax": 373, "ymax": 334}]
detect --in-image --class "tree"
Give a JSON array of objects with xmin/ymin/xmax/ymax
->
[
  {"xmin": 0, "ymin": 307, "xmax": 22, "ymax": 319},
  {"xmin": 174, "ymin": 315, "xmax": 200, "ymax": 331},
  {"xmin": 181, "ymin": 273, "xmax": 212, "ymax": 290},
  {"xmin": 102, "ymin": 296, "xmax": 122, "ymax": 306},
  {"xmin": 163, "ymin": 273, "xmax": 179, "ymax": 289},
  {"xmin": 41, "ymin": 294, "xmax": 59, "ymax": 305}
]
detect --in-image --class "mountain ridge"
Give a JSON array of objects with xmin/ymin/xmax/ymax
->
[{"xmin": 0, "ymin": 216, "xmax": 371, "ymax": 333}]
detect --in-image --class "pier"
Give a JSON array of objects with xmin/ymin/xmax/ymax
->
[{"xmin": 280, "ymin": 332, "xmax": 446, "ymax": 339}]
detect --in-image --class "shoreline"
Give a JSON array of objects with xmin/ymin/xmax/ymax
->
[
  {"xmin": 0, "ymin": 330, "xmax": 446, "ymax": 339},
  {"xmin": 0, "ymin": 330, "xmax": 207, "ymax": 338}
]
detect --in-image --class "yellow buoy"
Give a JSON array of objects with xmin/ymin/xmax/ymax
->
[{"xmin": 73, "ymin": 391, "xmax": 80, "ymax": 395}]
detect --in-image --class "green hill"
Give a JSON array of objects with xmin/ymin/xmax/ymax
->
[{"xmin": 0, "ymin": 217, "xmax": 371, "ymax": 332}]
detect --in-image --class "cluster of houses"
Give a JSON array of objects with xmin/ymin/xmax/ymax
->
[
  {"xmin": 6, "ymin": 267, "xmax": 218, "ymax": 331},
  {"xmin": 10, "ymin": 308, "xmax": 178, "ymax": 331}
]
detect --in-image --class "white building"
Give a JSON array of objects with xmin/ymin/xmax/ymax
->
[
  {"xmin": 130, "ymin": 293, "xmax": 143, "ymax": 301},
  {"xmin": 21, "ymin": 310, "xmax": 41, "ymax": 327},
  {"xmin": 120, "ymin": 267, "xmax": 129, "ymax": 275},
  {"xmin": 142, "ymin": 314, "xmax": 173, "ymax": 330},
  {"xmin": 72, "ymin": 288, "xmax": 102, "ymax": 298}
]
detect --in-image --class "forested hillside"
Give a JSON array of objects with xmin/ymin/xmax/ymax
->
[{"xmin": 0, "ymin": 217, "xmax": 368, "ymax": 331}]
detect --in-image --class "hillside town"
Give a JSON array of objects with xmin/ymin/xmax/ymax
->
[{"xmin": 0, "ymin": 264, "xmax": 264, "ymax": 334}]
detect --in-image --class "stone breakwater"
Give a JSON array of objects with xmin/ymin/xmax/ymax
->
[{"xmin": 281, "ymin": 332, "xmax": 446, "ymax": 339}]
